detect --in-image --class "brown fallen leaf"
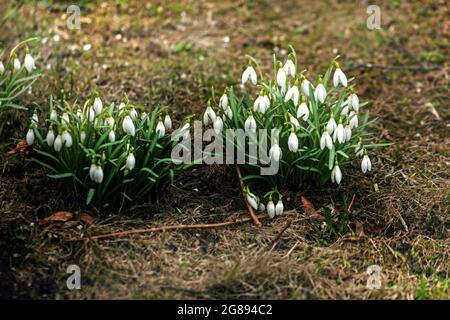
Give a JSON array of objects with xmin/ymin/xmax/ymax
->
[
  {"xmin": 355, "ymin": 221, "xmax": 365, "ymax": 238},
  {"xmin": 6, "ymin": 140, "xmax": 31, "ymax": 155},
  {"xmin": 298, "ymin": 195, "xmax": 325, "ymax": 222},
  {"xmin": 41, "ymin": 211, "xmax": 74, "ymax": 224},
  {"xmin": 79, "ymin": 213, "xmax": 94, "ymax": 225}
]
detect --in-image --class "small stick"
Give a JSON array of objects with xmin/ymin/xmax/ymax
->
[
  {"xmin": 68, "ymin": 213, "xmax": 269, "ymax": 241},
  {"xmin": 236, "ymin": 166, "xmax": 261, "ymax": 227},
  {"xmin": 271, "ymin": 219, "xmax": 292, "ymax": 250},
  {"xmin": 347, "ymin": 194, "xmax": 356, "ymax": 211}
]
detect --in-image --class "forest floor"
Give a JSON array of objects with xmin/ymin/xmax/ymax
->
[{"xmin": 0, "ymin": 0, "xmax": 449, "ymax": 299}]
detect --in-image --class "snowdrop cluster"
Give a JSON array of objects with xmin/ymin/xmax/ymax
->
[{"xmin": 28, "ymin": 92, "xmax": 190, "ymax": 207}]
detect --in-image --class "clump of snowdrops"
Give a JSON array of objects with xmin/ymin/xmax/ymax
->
[
  {"xmin": 0, "ymin": 38, "xmax": 40, "ymax": 114},
  {"xmin": 26, "ymin": 92, "xmax": 190, "ymax": 207},
  {"xmin": 204, "ymin": 47, "xmax": 386, "ymax": 218}
]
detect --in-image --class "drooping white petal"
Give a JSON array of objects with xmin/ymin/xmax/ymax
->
[
  {"xmin": 14, "ymin": 58, "xmax": 21, "ymax": 71},
  {"xmin": 244, "ymin": 115, "xmax": 256, "ymax": 133},
  {"xmin": 344, "ymin": 125, "xmax": 352, "ymax": 142},
  {"xmin": 267, "ymin": 201, "xmax": 275, "ymax": 218},
  {"xmin": 126, "ymin": 153, "xmax": 136, "ymax": 171},
  {"xmin": 108, "ymin": 130, "xmax": 116, "ymax": 142},
  {"xmin": 288, "ymin": 132, "xmax": 299, "ymax": 152},
  {"xmin": 269, "ymin": 143, "xmax": 282, "ymax": 162},
  {"xmin": 276, "ymin": 68, "xmax": 287, "ymax": 88},
  {"xmin": 54, "ymin": 135, "xmax": 63, "ymax": 152},
  {"xmin": 122, "ymin": 115, "xmax": 135, "ymax": 136},
  {"xmin": 283, "ymin": 59, "xmax": 296, "ymax": 78},
  {"xmin": 290, "ymin": 116, "xmax": 301, "ymax": 130},
  {"xmin": 0, "ymin": 62, "xmax": 4, "ymax": 74},
  {"xmin": 275, "ymin": 200, "xmax": 284, "ymax": 216},
  {"xmin": 93, "ymin": 97, "xmax": 103, "ymax": 114},
  {"xmin": 333, "ymin": 68, "xmax": 348, "ymax": 87},
  {"xmin": 164, "ymin": 115, "xmax": 172, "ymax": 129},
  {"xmin": 219, "ymin": 94, "xmax": 228, "ymax": 110},
  {"xmin": 213, "ymin": 117, "xmax": 223, "ymax": 134},
  {"xmin": 62, "ymin": 131, "xmax": 73, "ymax": 147},
  {"xmin": 301, "ymin": 79, "xmax": 313, "ymax": 97},
  {"xmin": 296, "ymin": 102, "xmax": 309, "ymax": 121},
  {"xmin": 320, "ymin": 131, "xmax": 333, "ymax": 150},
  {"xmin": 156, "ymin": 121, "xmax": 166, "ymax": 137},
  {"xmin": 331, "ymin": 165, "xmax": 342, "ymax": 184},
  {"xmin": 349, "ymin": 112, "xmax": 359, "ymax": 128},
  {"xmin": 24, "ymin": 54, "xmax": 35, "ymax": 73},
  {"xmin": 326, "ymin": 117, "xmax": 337, "ymax": 135},
  {"xmin": 333, "ymin": 123, "xmax": 345, "ymax": 143},
  {"xmin": 348, "ymin": 93, "xmax": 359, "ymax": 112},
  {"xmin": 246, "ymin": 193, "xmax": 259, "ymax": 210},
  {"xmin": 46, "ymin": 129, "xmax": 55, "ymax": 146},
  {"xmin": 26, "ymin": 129, "xmax": 35, "ymax": 145},
  {"xmin": 242, "ymin": 66, "xmax": 257, "ymax": 85},
  {"xmin": 284, "ymin": 86, "xmax": 300, "ymax": 105},
  {"xmin": 314, "ymin": 83, "xmax": 327, "ymax": 103}
]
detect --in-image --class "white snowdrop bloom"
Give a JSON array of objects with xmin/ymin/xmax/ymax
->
[
  {"xmin": 361, "ymin": 154, "xmax": 372, "ymax": 173},
  {"xmin": 326, "ymin": 116, "xmax": 337, "ymax": 135},
  {"xmin": 80, "ymin": 131, "xmax": 86, "ymax": 143},
  {"xmin": 122, "ymin": 115, "xmax": 135, "ymax": 136},
  {"xmin": 14, "ymin": 58, "xmax": 21, "ymax": 71},
  {"xmin": 50, "ymin": 110, "xmax": 58, "ymax": 121},
  {"xmin": 340, "ymin": 102, "xmax": 350, "ymax": 116},
  {"xmin": 219, "ymin": 93, "xmax": 228, "ymax": 110},
  {"xmin": 288, "ymin": 132, "xmax": 299, "ymax": 152},
  {"xmin": 276, "ymin": 65, "xmax": 287, "ymax": 89},
  {"xmin": 62, "ymin": 131, "xmax": 73, "ymax": 147},
  {"xmin": 290, "ymin": 115, "xmax": 300, "ymax": 130},
  {"xmin": 88, "ymin": 107, "xmax": 95, "ymax": 122},
  {"xmin": 275, "ymin": 199, "xmax": 284, "ymax": 216},
  {"xmin": 32, "ymin": 112, "xmax": 39, "ymax": 123},
  {"xmin": 241, "ymin": 66, "xmax": 257, "ymax": 85},
  {"xmin": 320, "ymin": 131, "xmax": 333, "ymax": 150},
  {"xmin": 203, "ymin": 106, "xmax": 216, "ymax": 126},
  {"xmin": 331, "ymin": 164, "xmax": 342, "ymax": 185},
  {"xmin": 267, "ymin": 200, "xmax": 275, "ymax": 218},
  {"xmin": 0, "ymin": 62, "xmax": 4, "ymax": 74},
  {"xmin": 118, "ymin": 102, "xmax": 126, "ymax": 111},
  {"xmin": 108, "ymin": 129, "xmax": 116, "ymax": 142},
  {"xmin": 54, "ymin": 135, "xmax": 63, "ymax": 152},
  {"xmin": 164, "ymin": 114, "xmax": 172, "ymax": 130},
  {"xmin": 93, "ymin": 165, "xmax": 104, "ymax": 183},
  {"xmin": 314, "ymin": 83, "xmax": 327, "ymax": 103},
  {"xmin": 225, "ymin": 106, "xmax": 233, "ymax": 119},
  {"xmin": 285, "ymin": 85, "xmax": 300, "ymax": 106},
  {"xmin": 333, "ymin": 66, "xmax": 348, "ymax": 87},
  {"xmin": 129, "ymin": 108, "xmax": 138, "ymax": 120},
  {"xmin": 246, "ymin": 192, "xmax": 259, "ymax": 210},
  {"xmin": 93, "ymin": 97, "xmax": 103, "ymax": 114},
  {"xmin": 348, "ymin": 93, "xmax": 360, "ymax": 112},
  {"xmin": 105, "ymin": 116, "xmax": 114, "ymax": 128},
  {"xmin": 140, "ymin": 112, "xmax": 148, "ymax": 120},
  {"xmin": 46, "ymin": 129, "xmax": 55, "ymax": 146},
  {"xmin": 26, "ymin": 128, "xmax": 35, "ymax": 145},
  {"xmin": 244, "ymin": 115, "xmax": 257, "ymax": 133},
  {"xmin": 283, "ymin": 58, "xmax": 296, "ymax": 78},
  {"xmin": 126, "ymin": 153, "xmax": 136, "ymax": 171},
  {"xmin": 349, "ymin": 111, "xmax": 358, "ymax": 128},
  {"xmin": 261, "ymin": 95, "xmax": 270, "ymax": 113},
  {"xmin": 296, "ymin": 101, "xmax": 309, "ymax": 121},
  {"xmin": 89, "ymin": 164, "xmax": 96, "ymax": 182},
  {"xmin": 213, "ymin": 116, "xmax": 223, "ymax": 134},
  {"xmin": 254, "ymin": 93, "xmax": 270, "ymax": 113},
  {"xmin": 333, "ymin": 121, "xmax": 345, "ymax": 144},
  {"xmin": 269, "ymin": 143, "xmax": 282, "ymax": 162},
  {"xmin": 24, "ymin": 53, "xmax": 36, "ymax": 73},
  {"xmin": 61, "ymin": 112, "xmax": 70, "ymax": 124},
  {"xmin": 76, "ymin": 109, "xmax": 83, "ymax": 120},
  {"xmin": 301, "ymin": 78, "xmax": 313, "ymax": 97},
  {"xmin": 156, "ymin": 120, "xmax": 166, "ymax": 137},
  {"xmin": 355, "ymin": 140, "xmax": 363, "ymax": 157},
  {"xmin": 344, "ymin": 124, "xmax": 352, "ymax": 142}
]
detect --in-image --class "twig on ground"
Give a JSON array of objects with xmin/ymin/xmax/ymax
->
[
  {"xmin": 271, "ymin": 219, "xmax": 292, "ymax": 250},
  {"xmin": 236, "ymin": 165, "xmax": 262, "ymax": 227},
  {"xmin": 348, "ymin": 194, "xmax": 356, "ymax": 211}
]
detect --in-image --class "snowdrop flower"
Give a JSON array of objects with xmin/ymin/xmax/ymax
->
[
  {"xmin": 254, "ymin": 91, "xmax": 270, "ymax": 113},
  {"xmin": 24, "ymin": 52, "xmax": 36, "ymax": 73},
  {"xmin": 213, "ymin": 116, "xmax": 223, "ymax": 134},
  {"xmin": 126, "ymin": 153, "xmax": 136, "ymax": 171},
  {"xmin": 355, "ymin": 138, "xmax": 363, "ymax": 157},
  {"xmin": 301, "ymin": 77, "xmax": 313, "ymax": 97},
  {"xmin": 241, "ymin": 65, "xmax": 257, "ymax": 85},
  {"xmin": 14, "ymin": 57, "xmax": 21, "ymax": 71},
  {"xmin": 314, "ymin": 81, "xmax": 327, "ymax": 103},
  {"xmin": 340, "ymin": 102, "xmax": 349, "ymax": 116},
  {"xmin": 276, "ymin": 63, "xmax": 287, "ymax": 89},
  {"xmin": 54, "ymin": 134, "xmax": 63, "ymax": 152},
  {"xmin": 46, "ymin": 129, "xmax": 55, "ymax": 146},
  {"xmin": 344, "ymin": 123, "xmax": 352, "ymax": 142},
  {"xmin": 349, "ymin": 111, "xmax": 358, "ymax": 128},
  {"xmin": 219, "ymin": 91, "xmax": 228, "ymax": 110},
  {"xmin": 203, "ymin": 102, "xmax": 217, "ymax": 126},
  {"xmin": 283, "ymin": 55, "xmax": 296, "ymax": 78},
  {"xmin": 156, "ymin": 120, "xmax": 166, "ymax": 137},
  {"xmin": 61, "ymin": 130, "xmax": 73, "ymax": 147},
  {"xmin": 164, "ymin": 114, "xmax": 172, "ymax": 130},
  {"xmin": 61, "ymin": 112, "xmax": 70, "ymax": 124},
  {"xmin": 76, "ymin": 109, "xmax": 83, "ymax": 120},
  {"xmin": 50, "ymin": 110, "xmax": 58, "ymax": 121},
  {"xmin": 26, "ymin": 128, "xmax": 35, "ymax": 145},
  {"xmin": 122, "ymin": 115, "xmax": 135, "ymax": 136},
  {"xmin": 245, "ymin": 190, "xmax": 259, "ymax": 210},
  {"xmin": 225, "ymin": 106, "xmax": 233, "ymax": 119},
  {"xmin": 140, "ymin": 112, "xmax": 148, "ymax": 120},
  {"xmin": 331, "ymin": 163, "xmax": 342, "ymax": 185},
  {"xmin": 129, "ymin": 108, "xmax": 138, "ymax": 120},
  {"xmin": 361, "ymin": 152, "xmax": 372, "ymax": 173},
  {"xmin": 105, "ymin": 116, "xmax": 115, "ymax": 128},
  {"xmin": 275, "ymin": 199, "xmax": 284, "ymax": 216},
  {"xmin": 0, "ymin": 62, "xmax": 4, "ymax": 74},
  {"xmin": 93, "ymin": 97, "xmax": 103, "ymax": 114},
  {"xmin": 290, "ymin": 115, "xmax": 300, "ymax": 130},
  {"xmin": 244, "ymin": 114, "xmax": 257, "ymax": 133},
  {"xmin": 320, "ymin": 130, "xmax": 333, "ymax": 150},
  {"xmin": 296, "ymin": 99, "xmax": 309, "ymax": 121},
  {"xmin": 333, "ymin": 63, "xmax": 347, "ymax": 87},
  {"xmin": 108, "ymin": 129, "xmax": 116, "ymax": 142},
  {"xmin": 269, "ymin": 143, "xmax": 282, "ymax": 162},
  {"xmin": 288, "ymin": 131, "xmax": 299, "ymax": 152},
  {"xmin": 347, "ymin": 93, "xmax": 359, "ymax": 112},
  {"xmin": 284, "ymin": 80, "xmax": 300, "ymax": 105},
  {"xmin": 326, "ymin": 115, "xmax": 337, "ymax": 135},
  {"xmin": 80, "ymin": 131, "xmax": 86, "ymax": 143},
  {"xmin": 88, "ymin": 107, "xmax": 95, "ymax": 122},
  {"xmin": 267, "ymin": 200, "xmax": 275, "ymax": 218},
  {"xmin": 333, "ymin": 119, "xmax": 345, "ymax": 144},
  {"xmin": 118, "ymin": 102, "xmax": 126, "ymax": 114},
  {"xmin": 89, "ymin": 164, "xmax": 104, "ymax": 183},
  {"xmin": 31, "ymin": 112, "xmax": 39, "ymax": 123}
]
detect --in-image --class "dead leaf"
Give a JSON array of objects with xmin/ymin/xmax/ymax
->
[
  {"xmin": 79, "ymin": 213, "xmax": 94, "ymax": 225},
  {"xmin": 6, "ymin": 140, "xmax": 31, "ymax": 155},
  {"xmin": 62, "ymin": 220, "xmax": 79, "ymax": 229},
  {"xmin": 41, "ymin": 211, "xmax": 74, "ymax": 224},
  {"xmin": 298, "ymin": 195, "xmax": 325, "ymax": 222},
  {"xmin": 355, "ymin": 221, "xmax": 365, "ymax": 237}
]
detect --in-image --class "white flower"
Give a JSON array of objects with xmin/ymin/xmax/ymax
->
[
  {"xmin": 46, "ymin": 129, "xmax": 55, "ymax": 146},
  {"xmin": 275, "ymin": 200, "xmax": 284, "ymax": 216},
  {"xmin": 333, "ymin": 67, "xmax": 347, "ymax": 87},
  {"xmin": 24, "ymin": 54, "xmax": 35, "ymax": 73},
  {"xmin": 164, "ymin": 115, "xmax": 172, "ymax": 129},
  {"xmin": 290, "ymin": 115, "xmax": 300, "ymax": 130},
  {"xmin": 288, "ymin": 132, "xmax": 299, "ymax": 152},
  {"xmin": 140, "ymin": 112, "xmax": 148, "ymax": 120},
  {"xmin": 254, "ymin": 93, "xmax": 270, "ymax": 113},
  {"xmin": 314, "ymin": 83, "xmax": 327, "ymax": 103},
  {"xmin": 88, "ymin": 107, "xmax": 95, "ymax": 122},
  {"xmin": 361, "ymin": 154, "xmax": 372, "ymax": 173},
  {"xmin": 32, "ymin": 112, "xmax": 39, "ymax": 123},
  {"xmin": 50, "ymin": 110, "xmax": 58, "ymax": 121},
  {"xmin": 326, "ymin": 116, "xmax": 337, "ymax": 135},
  {"xmin": 213, "ymin": 116, "xmax": 223, "ymax": 134},
  {"xmin": 62, "ymin": 131, "xmax": 73, "ymax": 147},
  {"xmin": 122, "ymin": 115, "xmax": 135, "ymax": 136},
  {"xmin": 126, "ymin": 153, "xmax": 136, "ymax": 171},
  {"xmin": 129, "ymin": 108, "xmax": 138, "ymax": 120},
  {"xmin": 76, "ymin": 109, "xmax": 83, "ymax": 119},
  {"xmin": 244, "ymin": 115, "xmax": 257, "ymax": 133},
  {"xmin": 340, "ymin": 102, "xmax": 349, "ymax": 116},
  {"xmin": 108, "ymin": 130, "xmax": 116, "ymax": 142},
  {"xmin": 349, "ymin": 111, "xmax": 358, "ymax": 128},
  {"xmin": 26, "ymin": 128, "xmax": 35, "ymax": 145},
  {"xmin": 269, "ymin": 143, "xmax": 282, "ymax": 162},
  {"xmin": 267, "ymin": 200, "xmax": 275, "ymax": 218},
  {"xmin": 61, "ymin": 112, "xmax": 70, "ymax": 124},
  {"xmin": 203, "ymin": 106, "xmax": 216, "ymax": 126},
  {"xmin": 276, "ymin": 67, "xmax": 287, "ymax": 88},
  {"xmin": 331, "ymin": 164, "xmax": 342, "ymax": 184},
  {"xmin": 156, "ymin": 120, "xmax": 166, "ymax": 137},
  {"xmin": 246, "ymin": 192, "xmax": 259, "ymax": 210},
  {"xmin": 348, "ymin": 93, "xmax": 359, "ymax": 112},
  {"xmin": 333, "ymin": 121, "xmax": 345, "ymax": 144},
  {"xmin": 89, "ymin": 164, "xmax": 96, "ymax": 181},
  {"xmin": 219, "ymin": 93, "xmax": 228, "ymax": 110},
  {"xmin": 54, "ymin": 135, "xmax": 63, "ymax": 152},
  {"xmin": 225, "ymin": 106, "xmax": 233, "ymax": 119},
  {"xmin": 0, "ymin": 62, "xmax": 4, "ymax": 74},
  {"xmin": 90, "ymin": 164, "xmax": 104, "ymax": 183},
  {"xmin": 344, "ymin": 125, "xmax": 352, "ymax": 142},
  {"xmin": 283, "ymin": 58, "xmax": 296, "ymax": 78},
  {"xmin": 296, "ymin": 102, "xmax": 309, "ymax": 121},
  {"xmin": 105, "ymin": 116, "xmax": 115, "ymax": 128},
  {"xmin": 14, "ymin": 58, "xmax": 21, "ymax": 71},
  {"xmin": 80, "ymin": 131, "xmax": 86, "ymax": 143},
  {"xmin": 301, "ymin": 78, "xmax": 313, "ymax": 97},
  {"xmin": 285, "ymin": 85, "xmax": 300, "ymax": 106},
  {"xmin": 241, "ymin": 66, "xmax": 257, "ymax": 85},
  {"xmin": 93, "ymin": 97, "xmax": 103, "ymax": 115},
  {"xmin": 320, "ymin": 131, "xmax": 333, "ymax": 150}
]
